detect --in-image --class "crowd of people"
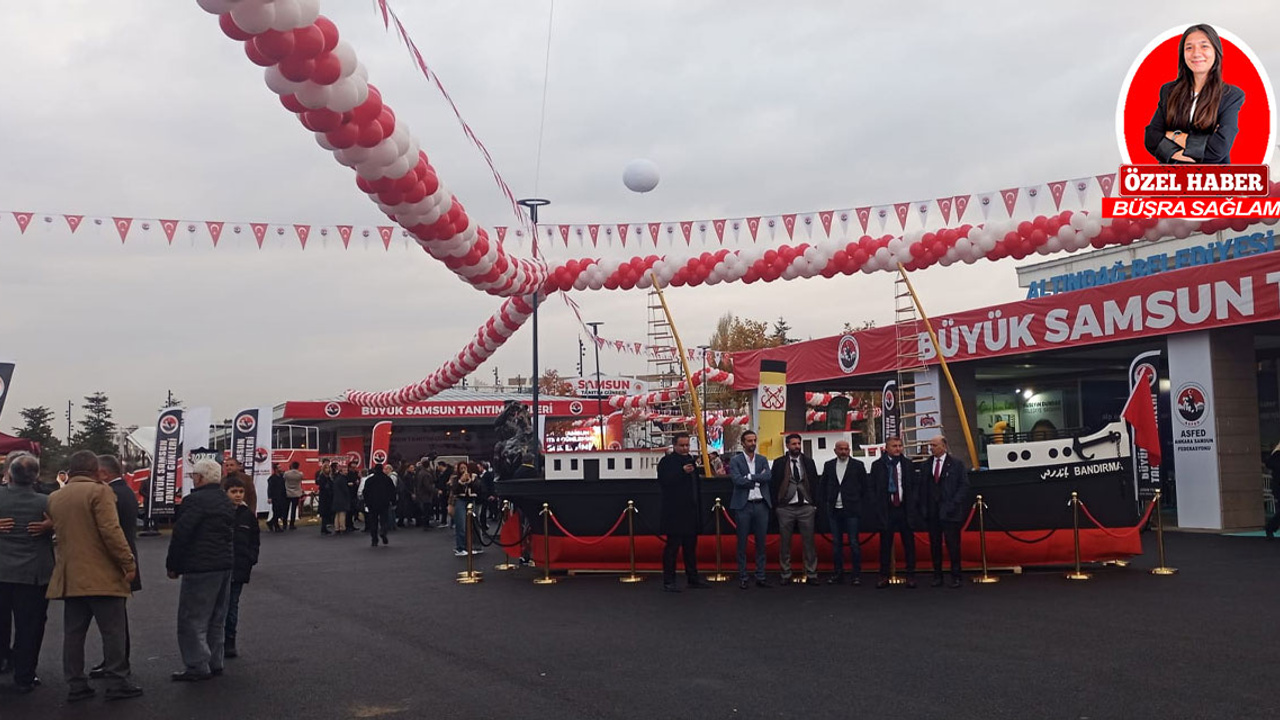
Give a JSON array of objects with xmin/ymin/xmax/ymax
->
[
  {"xmin": 0, "ymin": 450, "xmax": 260, "ymax": 701},
  {"xmin": 658, "ymin": 430, "xmax": 970, "ymax": 593}
]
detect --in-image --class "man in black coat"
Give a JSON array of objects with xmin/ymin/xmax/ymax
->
[
  {"xmin": 89, "ymin": 455, "xmax": 140, "ymax": 679},
  {"xmin": 770, "ymin": 433, "xmax": 821, "ymax": 585},
  {"xmin": 343, "ymin": 462, "xmax": 363, "ymax": 531},
  {"xmin": 869, "ymin": 437, "xmax": 921, "ymax": 589},
  {"xmin": 361, "ymin": 465, "xmax": 396, "ymax": 547},
  {"xmin": 818, "ymin": 440, "xmax": 867, "ymax": 585},
  {"xmin": 165, "ymin": 459, "xmax": 235, "ymax": 681},
  {"xmin": 265, "ymin": 466, "xmax": 287, "ymax": 533},
  {"xmin": 920, "ymin": 436, "xmax": 971, "ymax": 588},
  {"xmin": 656, "ymin": 433, "xmax": 709, "ymax": 593}
]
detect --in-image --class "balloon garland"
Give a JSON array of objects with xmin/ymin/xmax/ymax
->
[{"xmin": 605, "ymin": 368, "xmax": 734, "ymax": 409}]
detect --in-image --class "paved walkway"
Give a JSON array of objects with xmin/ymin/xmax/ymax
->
[{"xmin": 6, "ymin": 521, "xmax": 1279, "ymax": 719}]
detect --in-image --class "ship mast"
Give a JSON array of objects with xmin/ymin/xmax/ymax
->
[{"xmin": 648, "ymin": 273, "xmax": 714, "ymax": 478}]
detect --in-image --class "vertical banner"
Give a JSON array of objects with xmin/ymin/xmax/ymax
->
[
  {"xmin": 1128, "ymin": 350, "xmax": 1166, "ymax": 505},
  {"xmin": 148, "ymin": 408, "xmax": 183, "ymax": 521},
  {"xmin": 754, "ymin": 359, "xmax": 788, "ymax": 460},
  {"xmin": 369, "ymin": 421, "xmax": 393, "ymax": 467},
  {"xmin": 911, "ymin": 368, "xmax": 941, "ymax": 444},
  {"xmin": 881, "ymin": 379, "xmax": 900, "ymax": 441},
  {"xmin": 232, "ymin": 407, "xmax": 273, "ymax": 514},
  {"xmin": 1167, "ymin": 332, "xmax": 1220, "ymax": 529},
  {"xmin": 181, "ymin": 406, "xmax": 212, "ymax": 497},
  {"xmin": 0, "ymin": 360, "xmax": 14, "ymax": 419}
]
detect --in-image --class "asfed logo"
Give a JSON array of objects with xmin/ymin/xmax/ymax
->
[
  {"xmin": 324, "ymin": 402, "xmax": 342, "ymax": 418},
  {"xmin": 1175, "ymin": 383, "xmax": 1208, "ymax": 426},
  {"xmin": 569, "ymin": 401, "xmax": 584, "ymax": 415},
  {"xmin": 254, "ymin": 447, "xmax": 269, "ymax": 464},
  {"xmin": 1134, "ymin": 362, "xmax": 1158, "ymax": 387},
  {"xmin": 159, "ymin": 414, "xmax": 180, "ymax": 434},
  {"xmin": 837, "ymin": 334, "xmax": 860, "ymax": 374},
  {"xmin": 345, "ymin": 451, "xmax": 363, "ymax": 467},
  {"xmin": 882, "ymin": 388, "xmax": 896, "ymax": 411},
  {"xmin": 371, "ymin": 449, "xmax": 388, "ymax": 465},
  {"xmin": 235, "ymin": 413, "xmax": 256, "ymax": 434}
]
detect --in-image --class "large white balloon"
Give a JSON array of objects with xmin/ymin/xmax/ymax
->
[{"xmin": 622, "ymin": 159, "xmax": 660, "ymax": 193}]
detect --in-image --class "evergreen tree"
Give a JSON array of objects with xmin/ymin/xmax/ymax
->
[
  {"xmin": 770, "ymin": 316, "xmax": 798, "ymax": 345},
  {"xmin": 73, "ymin": 392, "xmax": 118, "ymax": 455},
  {"xmin": 158, "ymin": 391, "xmax": 183, "ymax": 412},
  {"xmin": 14, "ymin": 406, "xmax": 62, "ymax": 454}
]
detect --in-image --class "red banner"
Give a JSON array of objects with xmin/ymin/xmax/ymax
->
[
  {"xmin": 369, "ymin": 421, "xmax": 393, "ymax": 466},
  {"xmin": 283, "ymin": 399, "xmax": 589, "ymax": 420},
  {"xmin": 731, "ymin": 250, "xmax": 1280, "ymax": 389}
]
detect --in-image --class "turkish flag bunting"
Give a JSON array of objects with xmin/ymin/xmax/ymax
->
[
  {"xmin": 1048, "ymin": 180, "xmax": 1067, "ymax": 210},
  {"xmin": 680, "ymin": 221, "xmax": 693, "ymax": 244},
  {"xmin": 13, "ymin": 212, "xmax": 33, "ymax": 234},
  {"xmin": 1095, "ymin": 173, "xmax": 1117, "ymax": 198},
  {"xmin": 1122, "ymin": 366, "xmax": 1162, "ymax": 467},
  {"xmin": 495, "ymin": 226, "xmax": 507, "ymax": 243},
  {"xmin": 113, "ymin": 217, "xmax": 133, "ymax": 243},
  {"xmin": 713, "ymin": 219, "xmax": 726, "ymax": 243},
  {"xmin": 893, "ymin": 203, "xmax": 910, "ymax": 230},
  {"xmin": 250, "ymin": 222, "xmax": 268, "ymax": 248},
  {"xmin": 646, "ymin": 222, "xmax": 660, "ymax": 245},
  {"xmin": 160, "ymin": 219, "xmax": 179, "ymax": 244},
  {"xmin": 1000, "ymin": 188, "xmax": 1019, "ymax": 217},
  {"xmin": 618, "ymin": 224, "xmax": 629, "ymax": 246},
  {"xmin": 937, "ymin": 197, "xmax": 953, "ymax": 225},
  {"xmin": 781, "ymin": 214, "xmax": 797, "ymax": 239},
  {"xmin": 294, "ymin": 224, "xmax": 311, "ymax": 248},
  {"xmin": 558, "ymin": 225, "xmax": 570, "ymax": 246},
  {"xmin": 953, "ymin": 195, "xmax": 970, "ymax": 221},
  {"xmin": 588, "ymin": 224, "xmax": 599, "ymax": 246},
  {"xmin": 855, "ymin": 207, "xmax": 872, "ymax": 234},
  {"xmin": 206, "ymin": 221, "xmax": 224, "ymax": 246},
  {"xmin": 818, "ymin": 210, "xmax": 833, "ymax": 236},
  {"xmin": 378, "ymin": 226, "xmax": 394, "ymax": 249},
  {"xmin": 64, "ymin": 214, "xmax": 83, "ymax": 233},
  {"xmin": 337, "ymin": 225, "xmax": 353, "ymax": 248},
  {"xmin": 746, "ymin": 217, "xmax": 761, "ymax": 242}
]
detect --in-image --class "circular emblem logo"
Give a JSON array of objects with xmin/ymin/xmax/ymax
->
[
  {"xmin": 254, "ymin": 447, "xmax": 269, "ymax": 464},
  {"xmin": 371, "ymin": 449, "xmax": 388, "ymax": 465},
  {"xmin": 1175, "ymin": 383, "xmax": 1208, "ymax": 426},
  {"xmin": 883, "ymin": 389, "xmax": 896, "ymax": 411},
  {"xmin": 159, "ymin": 414, "xmax": 180, "ymax": 434},
  {"xmin": 569, "ymin": 401, "xmax": 584, "ymax": 415},
  {"xmin": 837, "ymin": 334, "xmax": 860, "ymax": 374},
  {"xmin": 1134, "ymin": 362, "xmax": 1158, "ymax": 387},
  {"xmin": 324, "ymin": 402, "xmax": 342, "ymax": 418},
  {"xmin": 235, "ymin": 413, "xmax": 256, "ymax": 434}
]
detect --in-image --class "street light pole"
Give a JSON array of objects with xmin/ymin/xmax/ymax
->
[
  {"xmin": 586, "ymin": 321, "xmax": 605, "ymax": 450},
  {"xmin": 517, "ymin": 198, "xmax": 550, "ymax": 460}
]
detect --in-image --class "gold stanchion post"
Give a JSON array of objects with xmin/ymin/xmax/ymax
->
[
  {"xmin": 1150, "ymin": 490, "xmax": 1178, "ymax": 575},
  {"xmin": 887, "ymin": 539, "xmax": 905, "ymax": 585},
  {"xmin": 708, "ymin": 498, "xmax": 730, "ymax": 582},
  {"xmin": 493, "ymin": 501, "xmax": 517, "ymax": 571},
  {"xmin": 533, "ymin": 503, "xmax": 557, "ymax": 585},
  {"xmin": 972, "ymin": 495, "xmax": 999, "ymax": 584},
  {"xmin": 620, "ymin": 501, "xmax": 645, "ymax": 583},
  {"xmin": 1065, "ymin": 492, "xmax": 1092, "ymax": 581},
  {"xmin": 457, "ymin": 503, "xmax": 482, "ymax": 584}
]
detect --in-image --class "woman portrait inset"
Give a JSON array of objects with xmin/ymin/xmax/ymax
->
[{"xmin": 1143, "ymin": 24, "xmax": 1245, "ymax": 164}]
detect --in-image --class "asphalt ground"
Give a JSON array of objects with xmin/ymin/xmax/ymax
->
[{"xmin": 4, "ymin": 518, "xmax": 1278, "ymax": 720}]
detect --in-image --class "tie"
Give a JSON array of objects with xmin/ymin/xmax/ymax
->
[
  {"xmin": 934, "ymin": 458, "xmax": 942, "ymax": 484},
  {"xmin": 892, "ymin": 462, "xmax": 901, "ymax": 507}
]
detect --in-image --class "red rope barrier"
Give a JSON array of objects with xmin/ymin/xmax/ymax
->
[
  {"xmin": 547, "ymin": 507, "xmax": 629, "ymax": 546},
  {"xmin": 720, "ymin": 506, "xmax": 737, "ymax": 530},
  {"xmin": 961, "ymin": 503, "xmax": 978, "ymax": 532},
  {"xmin": 1077, "ymin": 497, "xmax": 1158, "ymax": 540}
]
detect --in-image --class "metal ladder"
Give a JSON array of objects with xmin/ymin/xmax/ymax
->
[{"xmin": 893, "ymin": 268, "xmax": 934, "ymax": 461}]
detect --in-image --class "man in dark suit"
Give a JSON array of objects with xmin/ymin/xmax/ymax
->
[
  {"xmin": 266, "ymin": 465, "xmax": 287, "ymax": 533},
  {"xmin": 819, "ymin": 440, "xmax": 867, "ymax": 586},
  {"xmin": 727, "ymin": 430, "xmax": 772, "ymax": 589},
  {"xmin": 921, "ymin": 436, "xmax": 970, "ymax": 588},
  {"xmin": 869, "ymin": 437, "xmax": 920, "ymax": 589},
  {"xmin": 770, "ymin": 433, "xmax": 820, "ymax": 585},
  {"xmin": 89, "ymin": 455, "xmax": 140, "ymax": 680},
  {"xmin": 657, "ymin": 433, "xmax": 709, "ymax": 593}
]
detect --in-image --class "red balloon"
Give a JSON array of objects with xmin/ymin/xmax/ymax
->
[
  {"xmin": 301, "ymin": 109, "xmax": 342, "ymax": 132},
  {"xmin": 743, "ymin": 270, "xmax": 758, "ymax": 284},
  {"xmin": 463, "ymin": 249, "xmax": 482, "ymax": 266},
  {"xmin": 401, "ymin": 182, "xmax": 427, "ymax": 204},
  {"xmin": 279, "ymin": 56, "xmax": 316, "ymax": 83},
  {"xmin": 376, "ymin": 108, "xmax": 396, "ymax": 136},
  {"xmin": 291, "ymin": 25, "xmax": 327, "ymax": 59},
  {"xmin": 310, "ymin": 53, "xmax": 342, "ymax": 85},
  {"xmin": 1128, "ymin": 222, "xmax": 1145, "ymax": 241},
  {"xmin": 419, "ymin": 170, "xmax": 440, "ymax": 196},
  {"xmin": 357, "ymin": 121, "xmax": 385, "ymax": 148},
  {"xmin": 253, "ymin": 30, "xmax": 295, "ymax": 61},
  {"xmin": 244, "ymin": 40, "xmax": 275, "ymax": 67},
  {"xmin": 763, "ymin": 249, "xmax": 778, "ymax": 264},
  {"xmin": 852, "ymin": 249, "xmax": 869, "ymax": 266},
  {"xmin": 1004, "ymin": 231, "xmax": 1020, "ymax": 245},
  {"xmin": 279, "ymin": 94, "xmax": 307, "ymax": 113},
  {"xmin": 377, "ymin": 189, "xmax": 404, "ymax": 206},
  {"xmin": 1016, "ymin": 221, "xmax": 1034, "ymax": 237},
  {"xmin": 219, "ymin": 13, "xmax": 254, "ymax": 41},
  {"xmin": 1032, "ymin": 215, "xmax": 1049, "ymax": 231},
  {"xmin": 1028, "ymin": 229, "xmax": 1048, "ymax": 247},
  {"xmin": 909, "ymin": 242, "xmax": 926, "ymax": 259},
  {"xmin": 845, "ymin": 241, "xmax": 860, "ymax": 255},
  {"xmin": 314, "ymin": 16, "xmax": 340, "ymax": 52},
  {"xmin": 604, "ymin": 276, "xmax": 620, "ymax": 290},
  {"xmin": 325, "ymin": 123, "xmax": 360, "ymax": 149},
  {"xmin": 352, "ymin": 87, "xmax": 383, "ymax": 124},
  {"xmin": 392, "ymin": 172, "xmax": 418, "ymax": 193},
  {"xmin": 355, "ymin": 176, "xmax": 376, "ymax": 194}
]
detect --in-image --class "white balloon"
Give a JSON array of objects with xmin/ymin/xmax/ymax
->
[
  {"xmin": 382, "ymin": 154, "xmax": 412, "ymax": 179},
  {"xmin": 334, "ymin": 42, "xmax": 358, "ymax": 79},
  {"xmin": 367, "ymin": 138, "xmax": 400, "ymax": 167},
  {"xmin": 338, "ymin": 144, "xmax": 373, "ymax": 165},
  {"xmin": 325, "ymin": 76, "xmax": 363, "ymax": 112},
  {"xmin": 196, "ymin": 0, "xmax": 237, "ymax": 14},
  {"xmin": 887, "ymin": 237, "xmax": 905, "ymax": 254},
  {"xmin": 622, "ymin": 159, "xmax": 660, "ymax": 193},
  {"xmin": 314, "ymin": 131, "xmax": 337, "ymax": 151},
  {"xmin": 295, "ymin": 0, "xmax": 320, "ymax": 25},
  {"xmin": 264, "ymin": 66, "xmax": 302, "ymax": 96},
  {"xmin": 270, "ymin": 0, "xmax": 304, "ymax": 30},
  {"xmin": 230, "ymin": 1, "xmax": 276, "ymax": 34},
  {"xmin": 390, "ymin": 124, "xmax": 411, "ymax": 156},
  {"xmin": 294, "ymin": 81, "xmax": 332, "ymax": 110}
]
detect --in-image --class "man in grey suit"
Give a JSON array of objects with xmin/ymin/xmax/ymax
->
[
  {"xmin": 0, "ymin": 452, "xmax": 55, "ymax": 694},
  {"xmin": 727, "ymin": 430, "xmax": 772, "ymax": 590},
  {"xmin": 90, "ymin": 455, "xmax": 140, "ymax": 679}
]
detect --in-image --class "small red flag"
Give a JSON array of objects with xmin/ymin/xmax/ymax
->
[{"xmin": 1122, "ymin": 366, "xmax": 1161, "ymax": 467}]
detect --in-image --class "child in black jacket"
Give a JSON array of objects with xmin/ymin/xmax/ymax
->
[{"xmin": 221, "ymin": 474, "xmax": 261, "ymax": 658}]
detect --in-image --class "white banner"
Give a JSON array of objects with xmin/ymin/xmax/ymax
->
[
  {"xmin": 1167, "ymin": 332, "xmax": 1220, "ymax": 529},
  {"xmin": 571, "ymin": 375, "xmax": 648, "ymax": 399},
  {"xmin": 181, "ymin": 406, "xmax": 212, "ymax": 497}
]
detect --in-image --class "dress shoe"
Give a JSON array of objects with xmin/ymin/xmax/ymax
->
[
  {"xmin": 67, "ymin": 686, "xmax": 96, "ymax": 703},
  {"xmin": 930, "ymin": 577, "xmax": 945, "ymax": 588},
  {"xmin": 371, "ymin": 538, "xmax": 379, "ymax": 547},
  {"xmin": 805, "ymin": 577, "xmax": 819, "ymax": 586},
  {"xmin": 851, "ymin": 577, "xmax": 862, "ymax": 587},
  {"xmin": 105, "ymin": 683, "xmax": 144, "ymax": 701},
  {"xmin": 224, "ymin": 644, "xmax": 238, "ymax": 659},
  {"xmin": 662, "ymin": 583, "xmax": 681, "ymax": 593},
  {"xmin": 779, "ymin": 576, "xmax": 793, "ymax": 586},
  {"xmin": 950, "ymin": 578, "xmax": 963, "ymax": 589},
  {"xmin": 380, "ymin": 534, "xmax": 389, "ymax": 545},
  {"xmin": 0, "ymin": 658, "xmax": 11, "ymax": 674},
  {"xmin": 2, "ymin": 682, "xmax": 35, "ymax": 695},
  {"xmin": 755, "ymin": 578, "xmax": 772, "ymax": 588},
  {"xmin": 739, "ymin": 579, "xmax": 750, "ymax": 589},
  {"xmin": 876, "ymin": 578, "xmax": 890, "ymax": 589},
  {"xmin": 210, "ymin": 668, "xmax": 223, "ymax": 677},
  {"xmin": 827, "ymin": 575, "xmax": 845, "ymax": 585},
  {"xmin": 171, "ymin": 671, "xmax": 212, "ymax": 682},
  {"xmin": 89, "ymin": 665, "xmax": 107, "ymax": 680},
  {"xmin": 686, "ymin": 579, "xmax": 712, "ymax": 590}
]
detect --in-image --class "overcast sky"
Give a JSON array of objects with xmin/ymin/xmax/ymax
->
[{"xmin": 1, "ymin": 1, "xmax": 1276, "ymax": 433}]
